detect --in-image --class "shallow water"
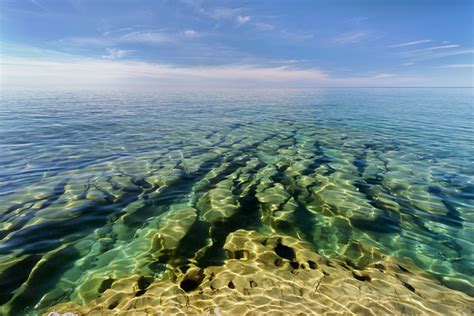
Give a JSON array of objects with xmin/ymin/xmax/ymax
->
[{"xmin": 0, "ymin": 88, "xmax": 473, "ymax": 314}]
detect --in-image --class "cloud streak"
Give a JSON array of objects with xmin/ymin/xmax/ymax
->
[
  {"xmin": 408, "ymin": 44, "xmax": 459, "ymax": 53},
  {"xmin": 1, "ymin": 56, "xmax": 429, "ymax": 89},
  {"xmin": 102, "ymin": 48, "xmax": 134, "ymax": 59},
  {"xmin": 56, "ymin": 30, "xmax": 174, "ymax": 50},
  {"xmin": 439, "ymin": 64, "xmax": 474, "ymax": 68},
  {"xmin": 30, "ymin": 0, "xmax": 47, "ymax": 11},
  {"xmin": 119, "ymin": 31, "xmax": 171, "ymax": 44},
  {"xmin": 431, "ymin": 48, "xmax": 474, "ymax": 58},
  {"xmin": 236, "ymin": 15, "xmax": 251, "ymax": 25},
  {"xmin": 333, "ymin": 32, "xmax": 368, "ymax": 45},
  {"xmin": 0, "ymin": 57, "xmax": 328, "ymax": 88},
  {"xmin": 183, "ymin": 29, "xmax": 200, "ymax": 38},
  {"xmin": 389, "ymin": 40, "xmax": 432, "ymax": 48}
]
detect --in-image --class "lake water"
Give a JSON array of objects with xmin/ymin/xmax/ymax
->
[{"xmin": 0, "ymin": 88, "xmax": 473, "ymax": 314}]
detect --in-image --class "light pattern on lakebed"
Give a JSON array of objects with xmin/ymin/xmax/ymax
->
[{"xmin": 0, "ymin": 88, "xmax": 473, "ymax": 314}]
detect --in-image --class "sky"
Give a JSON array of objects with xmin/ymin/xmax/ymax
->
[{"xmin": 0, "ymin": 0, "xmax": 473, "ymax": 88}]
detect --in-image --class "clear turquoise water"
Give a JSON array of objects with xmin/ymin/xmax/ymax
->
[{"xmin": 0, "ymin": 88, "xmax": 473, "ymax": 314}]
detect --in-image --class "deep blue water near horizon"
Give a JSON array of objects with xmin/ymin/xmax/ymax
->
[{"xmin": 0, "ymin": 87, "xmax": 473, "ymax": 314}]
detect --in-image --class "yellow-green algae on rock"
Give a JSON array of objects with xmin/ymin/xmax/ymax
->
[{"xmin": 47, "ymin": 230, "xmax": 473, "ymax": 315}]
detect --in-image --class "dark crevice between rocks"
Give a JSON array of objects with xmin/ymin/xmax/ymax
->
[
  {"xmin": 293, "ymin": 197, "xmax": 319, "ymax": 242},
  {"xmin": 99, "ymin": 278, "xmax": 115, "ymax": 293},
  {"xmin": 352, "ymin": 271, "xmax": 371, "ymax": 282},
  {"xmin": 5, "ymin": 245, "xmax": 80, "ymax": 315},
  {"xmin": 159, "ymin": 219, "xmax": 210, "ymax": 269},
  {"xmin": 0, "ymin": 255, "xmax": 42, "ymax": 306},
  {"xmin": 308, "ymin": 141, "xmax": 336, "ymax": 176},
  {"xmin": 193, "ymin": 156, "xmax": 252, "ymax": 196},
  {"xmin": 353, "ymin": 149, "xmax": 368, "ymax": 175},
  {"xmin": 289, "ymin": 261, "xmax": 299, "ymax": 269},
  {"xmin": 152, "ymin": 140, "xmax": 269, "ymax": 269},
  {"xmin": 274, "ymin": 242, "xmax": 296, "ymax": 261},
  {"xmin": 135, "ymin": 290, "xmax": 146, "ymax": 297},
  {"xmin": 92, "ymin": 184, "xmax": 118, "ymax": 204},
  {"xmin": 271, "ymin": 164, "xmax": 288, "ymax": 183},
  {"xmin": 351, "ymin": 143, "xmax": 402, "ymax": 234},
  {"xmin": 180, "ymin": 270, "xmax": 204, "ymax": 293},
  {"xmin": 428, "ymin": 185, "xmax": 463, "ymax": 228},
  {"xmin": 108, "ymin": 299, "xmax": 120, "ymax": 310},
  {"xmin": 233, "ymin": 250, "xmax": 249, "ymax": 260},
  {"xmin": 137, "ymin": 276, "xmax": 152, "ymax": 290},
  {"xmin": 195, "ymin": 179, "xmax": 262, "ymax": 268},
  {"xmin": 402, "ymin": 281, "xmax": 416, "ymax": 292},
  {"xmin": 122, "ymin": 155, "xmax": 224, "ymax": 230},
  {"xmin": 267, "ymin": 166, "xmax": 317, "ymax": 243},
  {"xmin": 344, "ymin": 260, "xmax": 358, "ymax": 269},
  {"xmin": 397, "ymin": 264, "xmax": 411, "ymax": 273},
  {"xmin": 308, "ymin": 260, "xmax": 317, "ymax": 269},
  {"xmin": 262, "ymin": 138, "xmax": 322, "ymax": 244},
  {"xmin": 352, "ymin": 180, "xmax": 401, "ymax": 234},
  {"xmin": 131, "ymin": 177, "xmax": 152, "ymax": 189},
  {"xmin": 180, "ymin": 279, "xmax": 199, "ymax": 292},
  {"xmin": 375, "ymin": 263, "xmax": 386, "ymax": 272}
]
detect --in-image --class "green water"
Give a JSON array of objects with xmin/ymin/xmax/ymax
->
[{"xmin": 0, "ymin": 88, "xmax": 473, "ymax": 314}]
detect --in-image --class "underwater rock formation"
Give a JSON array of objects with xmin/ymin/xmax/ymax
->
[{"xmin": 47, "ymin": 230, "xmax": 473, "ymax": 315}]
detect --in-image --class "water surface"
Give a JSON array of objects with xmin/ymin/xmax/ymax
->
[{"xmin": 0, "ymin": 88, "xmax": 473, "ymax": 314}]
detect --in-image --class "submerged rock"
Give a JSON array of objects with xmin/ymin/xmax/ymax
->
[{"xmin": 46, "ymin": 230, "xmax": 474, "ymax": 315}]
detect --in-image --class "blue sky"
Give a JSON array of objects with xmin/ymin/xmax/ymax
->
[{"xmin": 1, "ymin": 0, "xmax": 473, "ymax": 88}]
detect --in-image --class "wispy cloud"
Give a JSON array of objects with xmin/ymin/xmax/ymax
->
[
  {"xmin": 429, "ymin": 48, "xmax": 474, "ymax": 58},
  {"xmin": 236, "ymin": 15, "xmax": 251, "ymax": 25},
  {"xmin": 281, "ymin": 30, "xmax": 314, "ymax": 41},
  {"xmin": 54, "ymin": 29, "xmax": 174, "ymax": 50},
  {"xmin": 438, "ymin": 64, "xmax": 474, "ymax": 68},
  {"xmin": 102, "ymin": 48, "xmax": 133, "ymax": 59},
  {"xmin": 30, "ymin": 0, "xmax": 46, "ymax": 11},
  {"xmin": 402, "ymin": 62, "xmax": 415, "ymax": 66},
  {"xmin": 53, "ymin": 36, "xmax": 113, "ymax": 48},
  {"xmin": 2, "ymin": 55, "xmax": 437, "ymax": 88},
  {"xmin": 181, "ymin": 0, "xmax": 243, "ymax": 23},
  {"xmin": 102, "ymin": 27, "xmax": 135, "ymax": 36},
  {"xmin": 0, "ymin": 57, "xmax": 329, "ymax": 88},
  {"xmin": 252, "ymin": 21, "xmax": 275, "ymax": 31},
  {"xmin": 120, "ymin": 31, "xmax": 171, "ymax": 44},
  {"xmin": 208, "ymin": 7, "xmax": 242, "ymax": 20},
  {"xmin": 198, "ymin": 5, "xmax": 256, "ymax": 29},
  {"xmin": 371, "ymin": 73, "xmax": 396, "ymax": 79},
  {"xmin": 270, "ymin": 59, "xmax": 302, "ymax": 64},
  {"xmin": 400, "ymin": 47, "xmax": 474, "ymax": 62},
  {"xmin": 408, "ymin": 44, "xmax": 459, "ymax": 53},
  {"xmin": 333, "ymin": 31, "xmax": 368, "ymax": 45},
  {"xmin": 389, "ymin": 40, "xmax": 432, "ymax": 48},
  {"xmin": 181, "ymin": 1, "xmax": 281, "ymax": 36},
  {"xmin": 183, "ymin": 29, "xmax": 200, "ymax": 38}
]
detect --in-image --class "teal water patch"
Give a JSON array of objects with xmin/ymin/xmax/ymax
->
[{"xmin": 0, "ymin": 88, "xmax": 473, "ymax": 314}]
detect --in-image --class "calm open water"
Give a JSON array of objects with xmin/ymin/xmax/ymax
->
[{"xmin": 0, "ymin": 88, "xmax": 473, "ymax": 314}]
